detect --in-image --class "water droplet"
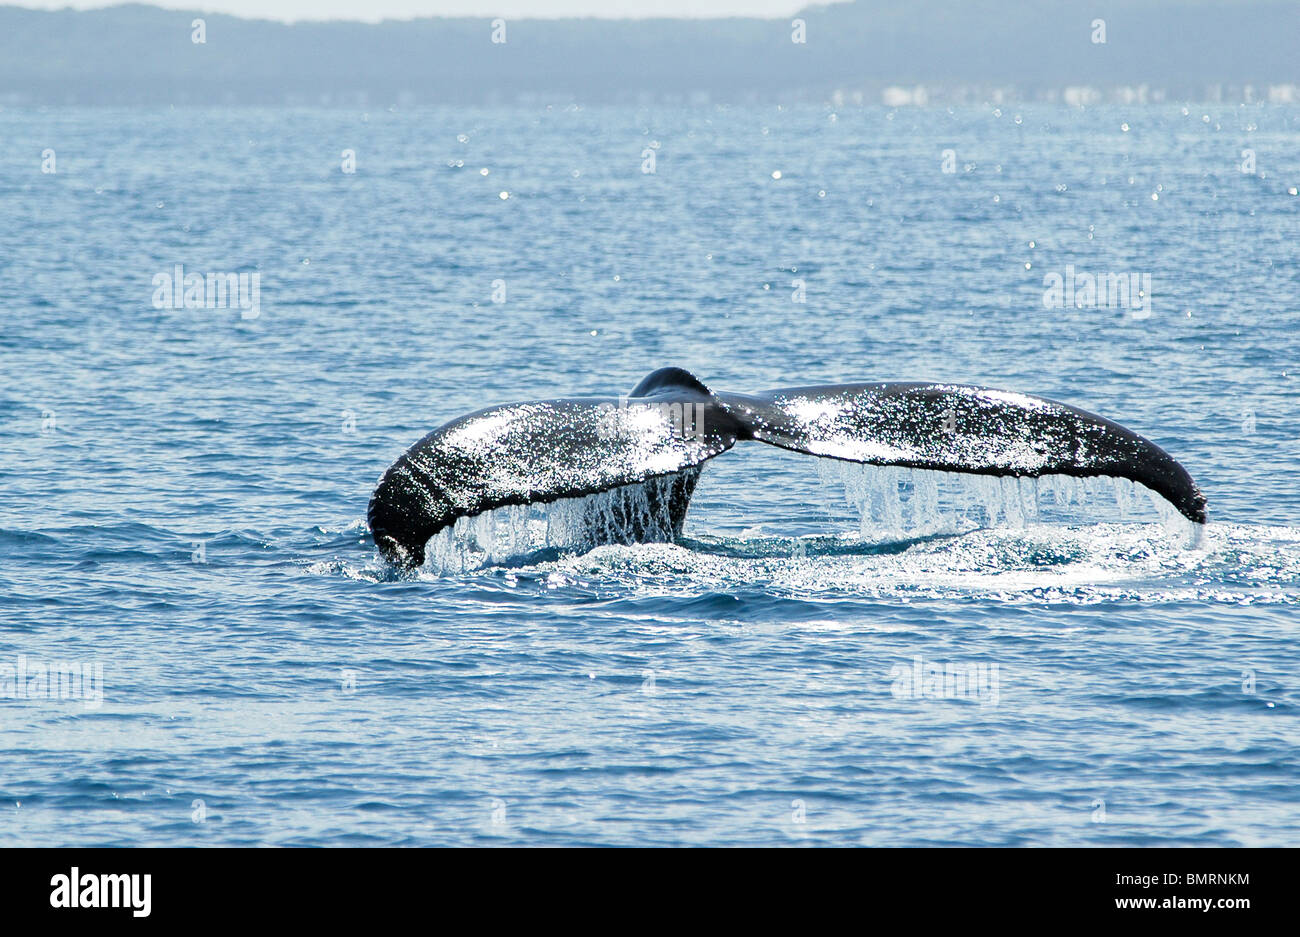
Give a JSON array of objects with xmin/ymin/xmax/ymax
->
[
  {"xmin": 1121, "ymin": 122, "xmax": 1130, "ymax": 132},
  {"xmin": 457, "ymin": 133, "xmax": 468, "ymax": 143},
  {"xmin": 818, "ymin": 189, "xmax": 826, "ymax": 197},
  {"xmin": 771, "ymin": 170, "xmax": 782, "ymax": 179},
  {"xmin": 479, "ymin": 168, "xmax": 489, "ymax": 176},
  {"xmin": 499, "ymin": 191, "xmax": 509, "ymax": 199}
]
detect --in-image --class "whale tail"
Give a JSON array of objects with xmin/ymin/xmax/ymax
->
[
  {"xmin": 714, "ymin": 380, "xmax": 1206, "ymax": 528},
  {"xmin": 368, "ymin": 367, "xmax": 1205, "ymax": 567},
  {"xmin": 367, "ymin": 367, "xmax": 742, "ymax": 567}
]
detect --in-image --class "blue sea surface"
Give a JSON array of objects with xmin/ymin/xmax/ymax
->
[{"xmin": 1, "ymin": 104, "xmax": 1297, "ymax": 846}]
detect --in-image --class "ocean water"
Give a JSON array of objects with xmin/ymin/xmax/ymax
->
[{"xmin": 1, "ymin": 104, "xmax": 1297, "ymax": 846}]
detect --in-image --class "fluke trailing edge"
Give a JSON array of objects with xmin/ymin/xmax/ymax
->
[{"xmin": 367, "ymin": 367, "xmax": 1206, "ymax": 567}]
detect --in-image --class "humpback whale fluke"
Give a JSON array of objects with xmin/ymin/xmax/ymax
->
[{"xmin": 367, "ymin": 367, "xmax": 1206, "ymax": 567}]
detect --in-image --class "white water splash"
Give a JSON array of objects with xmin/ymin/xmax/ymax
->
[
  {"xmin": 814, "ymin": 462, "xmax": 1199, "ymax": 546},
  {"xmin": 414, "ymin": 462, "xmax": 1201, "ymax": 576},
  {"xmin": 521, "ymin": 520, "xmax": 1296, "ymax": 606},
  {"xmin": 423, "ymin": 473, "xmax": 687, "ymax": 574}
]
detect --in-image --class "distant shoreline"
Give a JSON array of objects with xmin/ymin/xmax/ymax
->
[{"xmin": 2, "ymin": 1, "xmax": 1297, "ymax": 105}]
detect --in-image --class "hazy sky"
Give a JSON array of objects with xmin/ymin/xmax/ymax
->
[{"xmin": 13, "ymin": 0, "xmax": 810, "ymax": 21}]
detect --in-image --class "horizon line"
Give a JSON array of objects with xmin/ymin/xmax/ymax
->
[{"xmin": 0, "ymin": 0, "xmax": 827, "ymax": 25}]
